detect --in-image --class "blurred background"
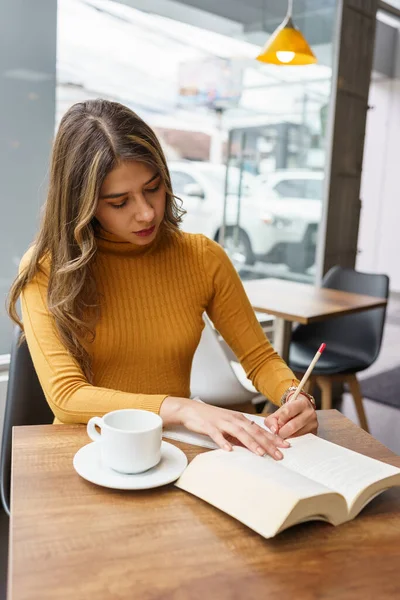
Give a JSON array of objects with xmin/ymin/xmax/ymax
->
[{"xmin": 1, "ymin": 1, "xmax": 400, "ymax": 380}]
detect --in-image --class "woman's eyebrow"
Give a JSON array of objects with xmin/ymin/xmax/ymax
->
[
  {"xmin": 100, "ymin": 173, "xmax": 160, "ymax": 199},
  {"xmin": 100, "ymin": 191, "xmax": 127, "ymax": 199},
  {"xmin": 144, "ymin": 173, "xmax": 160, "ymax": 186}
]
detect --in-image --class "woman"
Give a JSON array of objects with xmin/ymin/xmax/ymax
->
[{"xmin": 8, "ymin": 99, "xmax": 317, "ymax": 460}]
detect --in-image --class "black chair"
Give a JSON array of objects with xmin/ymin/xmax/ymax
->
[
  {"xmin": 0, "ymin": 327, "xmax": 53, "ymax": 516},
  {"xmin": 289, "ymin": 266, "xmax": 389, "ymax": 432}
]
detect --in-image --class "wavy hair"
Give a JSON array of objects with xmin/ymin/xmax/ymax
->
[{"xmin": 7, "ymin": 99, "xmax": 184, "ymax": 380}]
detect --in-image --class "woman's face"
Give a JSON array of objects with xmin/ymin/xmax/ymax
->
[{"xmin": 96, "ymin": 160, "xmax": 166, "ymax": 245}]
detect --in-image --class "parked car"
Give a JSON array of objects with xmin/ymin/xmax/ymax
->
[
  {"xmin": 250, "ymin": 169, "xmax": 324, "ymax": 272},
  {"xmin": 168, "ymin": 161, "xmax": 260, "ymax": 265},
  {"xmin": 168, "ymin": 162, "xmax": 324, "ymax": 273}
]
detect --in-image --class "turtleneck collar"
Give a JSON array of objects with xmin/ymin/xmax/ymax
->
[{"xmin": 95, "ymin": 225, "xmax": 163, "ymax": 256}]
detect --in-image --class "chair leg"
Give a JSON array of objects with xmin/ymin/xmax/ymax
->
[
  {"xmin": 316, "ymin": 376, "xmax": 332, "ymax": 410},
  {"xmin": 346, "ymin": 374, "xmax": 369, "ymax": 432}
]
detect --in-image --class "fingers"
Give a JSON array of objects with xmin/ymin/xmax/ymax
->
[
  {"xmin": 207, "ymin": 427, "xmax": 233, "ymax": 452},
  {"xmin": 275, "ymin": 399, "xmax": 305, "ymax": 428},
  {"xmin": 181, "ymin": 403, "xmax": 296, "ymax": 460},
  {"xmin": 222, "ymin": 415, "xmax": 290, "ymax": 460},
  {"xmin": 225, "ymin": 434, "xmax": 245, "ymax": 448},
  {"xmin": 278, "ymin": 407, "xmax": 318, "ymax": 439},
  {"xmin": 288, "ymin": 420, "xmax": 318, "ymax": 438},
  {"xmin": 264, "ymin": 414, "xmax": 279, "ymax": 434}
]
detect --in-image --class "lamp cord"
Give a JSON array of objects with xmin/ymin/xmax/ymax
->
[{"xmin": 287, "ymin": 0, "xmax": 293, "ymax": 19}]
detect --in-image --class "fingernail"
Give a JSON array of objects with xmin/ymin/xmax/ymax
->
[
  {"xmin": 224, "ymin": 444, "xmax": 232, "ymax": 452},
  {"xmin": 270, "ymin": 425, "xmax": 277, "ymax": 434},
  {"xmin": 283, "ymin": 440, "xmax": 290, "ymax": 447},
  {"xmin": 275, "ymin": 450, "xmax": 283, "ymax": 460},
  {"xmin": 257, "ymin": 447, "xmax": 265, "ymax": 456}
]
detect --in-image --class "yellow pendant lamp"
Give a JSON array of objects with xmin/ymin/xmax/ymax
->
[{"xmin": 256, "ymin": 0, "xmax": 317, "ymax": 66}]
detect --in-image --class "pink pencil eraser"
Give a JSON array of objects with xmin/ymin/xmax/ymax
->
[{"xmin": 318, "ymin": 343, "xmax": 326, "ymax": 353}]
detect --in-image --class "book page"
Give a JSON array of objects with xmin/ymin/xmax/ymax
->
[
  {"xmin": 215, "ymin": 446, "xmax": 338, "ymax": 498},
  {"xmin": 279, "ymin": 434, "xmax": 400, "ymax": 511},
  {"xmin": 176, "ymin": 446, "xmax": 347, "ymax": 538}
]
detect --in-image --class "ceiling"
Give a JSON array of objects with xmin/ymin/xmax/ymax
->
[
  {"xmin": 117, "ymin": 0, "xmax": 337, "ymax": 46},
  {"xmin": 115, "ymin": 0, "xmax": 400, "ymax": 78},
  {"xmin": 175, "ymin": 0, "xmax": 336, "ymax": 37}
]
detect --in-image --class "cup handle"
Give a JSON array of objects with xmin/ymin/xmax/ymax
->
[{"xmin": 87, "ymin": 416, "xmax": 103, "ymax": 442}]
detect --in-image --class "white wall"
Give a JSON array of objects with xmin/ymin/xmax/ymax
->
[
  {"xmin": 0, "ymin": 0, "xmax": 57, "ymax": 354},
  {"xmin": 358, "ymin": 70, "xmax": 400, "ymax": 290}
]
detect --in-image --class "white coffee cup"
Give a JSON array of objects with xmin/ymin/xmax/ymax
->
[{"xmin": 87, "ymin": 409, "xmax": 162, "ymax": 474}]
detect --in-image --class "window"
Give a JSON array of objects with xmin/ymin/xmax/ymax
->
[
  {"xmin": 197, "ymin": 166, "xmax": 253, "ymax": 196},
  {"xmin": 274, "ymin": 179, "xmax": 307, "ymax": 199},
  {"xmin": 56, "ymin": 0, "xmax": 337, "ymax": 292},
  {"xmin": 305, "ymin": 179, "xmax": 323, "ymax": 200},
  {"xmin": 169, "ymin": 171, "xmax": 197, "ymax": 195},
  {"xmin": 273, "ymin": 178, "xmax": 323, "ymax": 200}
]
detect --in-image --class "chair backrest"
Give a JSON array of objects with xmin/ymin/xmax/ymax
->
[
  {"xmin": 292, "ymin": 265, "xmax": 390, "ymax": 366},
  {"xmin": 0, "ymin": 327, "xmax": 53, "ymax": 516},
  {"xmin": 190, "ymin": 316, "xmax": 255, "ymax": 406}
]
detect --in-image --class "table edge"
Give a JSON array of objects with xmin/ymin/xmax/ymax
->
[{"xmin": 251, "ymin": 299, "xmax": 387, "ymax": 324}]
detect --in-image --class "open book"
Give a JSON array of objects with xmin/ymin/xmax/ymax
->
[{"xmin": 175, "ymin": 433, "xmax": 400, "ymax": 539}]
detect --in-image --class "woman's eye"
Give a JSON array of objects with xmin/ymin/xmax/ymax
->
[
  {"xmin": 145, "ymin": 183, "xmax": 161, "ymax": 194},
  {"xmin": 112, "ymin": 200, "xmax": 127, "ymax": 209}
]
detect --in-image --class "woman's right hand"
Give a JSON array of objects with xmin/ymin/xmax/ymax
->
[{"xmin": 160, "ymin": 397, "xmax": 290, "ymax": 460}]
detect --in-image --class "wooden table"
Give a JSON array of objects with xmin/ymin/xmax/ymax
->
[
  {"xmin": 8, "ymin": 411, "xmax": 400, "ymax": 600},
  {"xmin": 243, "ymin": 278, "xmax": 387, "ymax": 361}
]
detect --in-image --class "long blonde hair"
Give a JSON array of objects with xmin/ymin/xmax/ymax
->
[{"xmin": 7, "ymin": 99, "xmax": 184, "ymax": 380}]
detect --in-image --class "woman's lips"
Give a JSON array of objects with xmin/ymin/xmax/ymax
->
[{"xmin": 133, "ymin": 225, "xmax": 155, "ymax": 237}]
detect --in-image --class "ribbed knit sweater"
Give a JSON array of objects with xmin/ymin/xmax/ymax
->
[{"xmin": 20, "ymin": 229, "xmax": 298, "ymax": 424}]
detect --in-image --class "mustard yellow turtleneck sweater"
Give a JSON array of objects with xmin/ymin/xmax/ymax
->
[{"xmin": 20, "ymin": 230, "xmax": 298, "ymax": 424}]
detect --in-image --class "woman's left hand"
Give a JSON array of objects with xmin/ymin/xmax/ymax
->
[{"xmin": 264, "ymin": 394, "xmax": 318, "ymax": 439}]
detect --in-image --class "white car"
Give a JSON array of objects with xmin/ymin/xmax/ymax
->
[
  {"xmin": 250, "ymin": 170, "xmax": 324, "ymax": 272},
  {"xmin": 168, "ymin": 161, "xmax": 260, "ymax": 265},
  {"xmin": 168, "ymin": 162, "xmax": 324, "ymax": 272}
]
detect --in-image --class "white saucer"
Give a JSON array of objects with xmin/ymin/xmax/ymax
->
[{"xmin": 73, "ymin": 441, "xmax": 188, "ymax": 490}]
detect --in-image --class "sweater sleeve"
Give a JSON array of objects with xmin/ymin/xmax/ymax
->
[
  {"xmin": 19, "ymin": 255, "xmax": 167, "ymax": 424},
  {"xmin": 202, "ymin": 237, "xmax": 299, "ymax": 406}
]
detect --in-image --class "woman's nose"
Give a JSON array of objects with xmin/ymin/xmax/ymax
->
[{"xmin": 133, "ymin": 195, "xmax": 155, "ymax": 224}]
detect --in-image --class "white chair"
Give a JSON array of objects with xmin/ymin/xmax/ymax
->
[{"xmin": 190, "ymin": 316, "xmax": 265, "ymax": 408}]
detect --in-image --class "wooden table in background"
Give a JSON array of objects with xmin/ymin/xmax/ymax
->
[
  {"xmin": 8, "ymin": 411, "xmax": 400, "ymax": 600},
  {"xmin": 243, "ymin": 278, "xmax": 387, "ymax": 361}
]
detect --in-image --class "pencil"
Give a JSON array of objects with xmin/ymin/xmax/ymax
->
[{"xmin": 289, "ymin": 343, "xmax": 326, "ymax": 403}]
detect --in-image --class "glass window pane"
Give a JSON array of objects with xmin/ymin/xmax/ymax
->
[
  {"xmin": 54, "ymin": 0, "xmax": 338, "ymax": 291},
  {"xmin": 384, "ymin": 1, "xmax": 400, "ymax": 8},
  {"xmin": 170, "ymin": 171, "xmax": 197, "ymax": 194},
  {"xmin": 305, "ymin": 179, "xmax": 324, "ymax": 200},
  {"xmin": 274, "ymin": 179, "xmax": 307, "ymax": 199}
]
